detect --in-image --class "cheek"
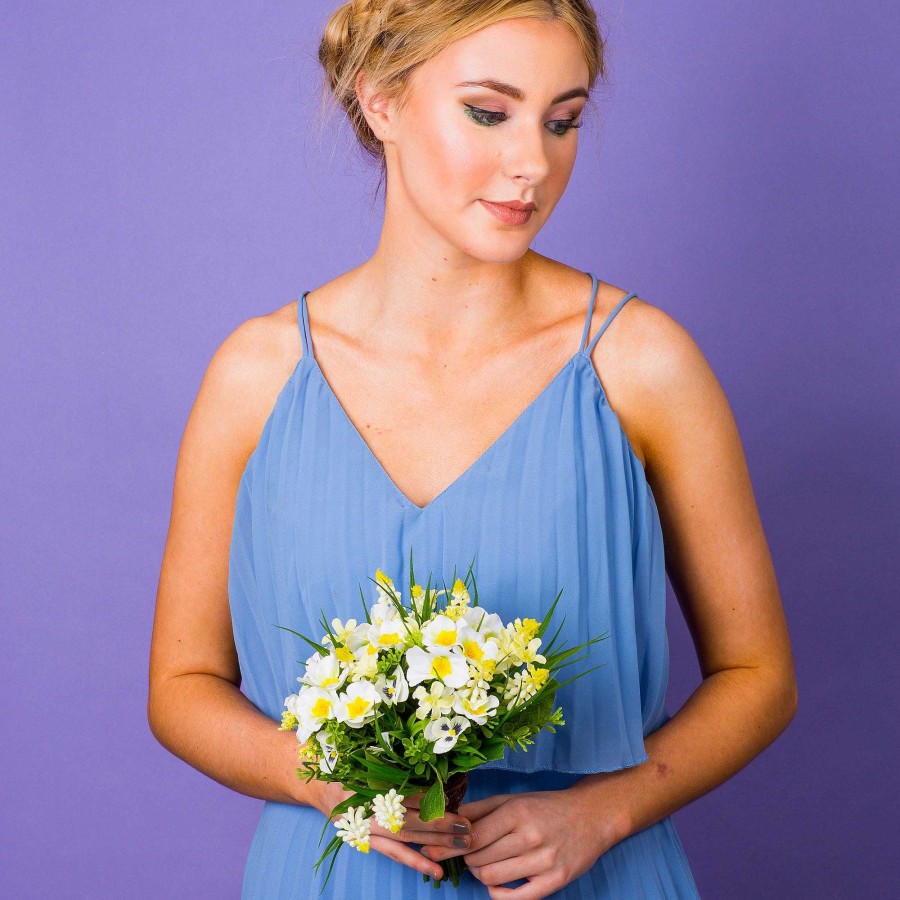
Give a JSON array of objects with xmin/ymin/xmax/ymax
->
[{"xmin": 400, "ymin": 113, "xmax": 495, "ymax": 204}]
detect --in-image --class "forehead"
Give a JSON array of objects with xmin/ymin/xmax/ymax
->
[{"xmin": 411, "ymin": 17, "xmax": 589, "ymax": 100}]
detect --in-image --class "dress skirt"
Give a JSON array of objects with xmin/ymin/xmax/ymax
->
[{"xmin": 240, "ymin": 767, "xmax": 701, "ymax": 898}]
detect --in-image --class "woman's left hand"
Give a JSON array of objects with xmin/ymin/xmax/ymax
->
[{"xmin": 421, "ymin": 787, "xmax": 630, "ymax": 899}]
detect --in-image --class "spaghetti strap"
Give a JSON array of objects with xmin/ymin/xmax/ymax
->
[
  {"xmin": 577, "ymin": 271, "xmax": 600, "ymax": 354},
  {"xmin": 584, "ymin": 288, "xmax": 638, "ymax": 357},
  {"xmin": 297, "ymin": 290, "xmax": 314, "ymax": 362}
]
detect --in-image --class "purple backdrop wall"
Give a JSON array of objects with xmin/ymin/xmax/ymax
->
[{"xmin": 3, "ymin": 2, "xmax": 897, "ymax": 897}]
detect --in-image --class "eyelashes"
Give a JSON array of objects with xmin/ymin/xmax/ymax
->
[{"xmin": 463, "ymin": 103, "xmax": 583, "ymax": 137}]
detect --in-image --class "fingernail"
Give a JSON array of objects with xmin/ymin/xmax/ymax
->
[
  {"xmin": 453, "ymin": 822, "xmax": 471, "ymax": 833},
  {"xmin": 453, "ymin": 836, "xmax": 468, "ymax": 848}
]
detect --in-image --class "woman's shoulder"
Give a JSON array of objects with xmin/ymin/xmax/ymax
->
[
  {"xmin": 191, "ymin": 300, "xmax": 303, "ymax": 468},
  {"xmin": 583, "ymin": 279, "xmax": 717, "ymax": 475}
]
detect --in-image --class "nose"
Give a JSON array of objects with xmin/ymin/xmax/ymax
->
[{"xmin": 502, "ymin": 119, "xmax": 552, "ymax": 185}]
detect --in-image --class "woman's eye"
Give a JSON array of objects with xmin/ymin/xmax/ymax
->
[
  {"xmin": 463, "ymin": 104, "xmax": 583, "ymax": 137},
  {"xmin": 548, "ymin": 119, "xmax": 583, "ymax": 137},
  {"xmin": 463, "ymin": 104, "xmax": 506, "ymax": 126}
]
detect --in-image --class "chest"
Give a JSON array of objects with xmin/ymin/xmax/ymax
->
[{"xmin": 309, "ymin": 351, "xmax": 586, "ymax": 510}]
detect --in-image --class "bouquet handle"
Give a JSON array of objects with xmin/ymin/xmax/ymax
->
[{"xmin": 433, "ymin": 771, "xmax": 470, "ymax": 888}]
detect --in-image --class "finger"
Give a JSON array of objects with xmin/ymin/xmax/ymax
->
[
  {"xmin": 457, "ymin": 794, "xmax": 511, "ymax": 820},
  {"xmin": 425, "ymin": 829, "xmax": 519, "ymax": 865},
  {"xmin": 486, "ymin": 872, "xmax": 560, "ymax": 899},
  {"xmin": 393, "ymin": 808, "xmax": 474, "ymax": 836},
  {"xmin": 466, "ymin": 841, "xmax": 546, "ymax": 886},
  {"xmin": 403, "ymin": 828, "xmax": 476, "ymax": 854},
  {"xmin": 426, "ymin": 802, "xmax": 515, "ymax": 860},
  {"xmin": 368, "ymin": 834, "xmax": 444, "ymax": 881},
  {"xmin": 368, "ymin": 814, "xmax": 473, "ymax": 846}
]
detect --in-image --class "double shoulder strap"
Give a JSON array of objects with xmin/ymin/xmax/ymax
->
[{"xmin": 579, "ymin": 271, "xmax": 638, "ymax": 356}]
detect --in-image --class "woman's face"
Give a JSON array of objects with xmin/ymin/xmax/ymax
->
[{"xmin": 369, "ymin": 17, "xmax": 590, "ymax": 264}]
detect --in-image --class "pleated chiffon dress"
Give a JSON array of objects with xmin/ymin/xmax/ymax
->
[{"xmin": 228, "ymin": 271, "xmax": 702, "ymax": 897}]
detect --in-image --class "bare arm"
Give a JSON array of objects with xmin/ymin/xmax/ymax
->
[
  {"xmin": 147, "ymin": 308, "xmax": 316, "ymax": 808},
  {"xmin": 570, "ymin": 300, "xmax": 799, "ymax": 838}
]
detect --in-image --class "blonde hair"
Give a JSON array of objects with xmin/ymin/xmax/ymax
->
[{"xmin": 317, "ymin": 1, "xmax": 607, "ymax": 169}]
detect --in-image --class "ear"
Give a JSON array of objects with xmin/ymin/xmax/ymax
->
[{"xmin": 355, "ymin": 68, "xmax": 396, "ymax": 144}]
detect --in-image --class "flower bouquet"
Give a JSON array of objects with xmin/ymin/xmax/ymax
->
[{"xmin": 276, "ymin": 551, "xmax": 609, "ymax": 892}]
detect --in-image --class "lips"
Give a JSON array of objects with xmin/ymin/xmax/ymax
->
[
  {"xmin": 479, "ymin": 199, "xmax": 536, "ymax": 225},
  {"xmin": 488, "ymin": 200, "xmax": 536, "ymax": 211}
]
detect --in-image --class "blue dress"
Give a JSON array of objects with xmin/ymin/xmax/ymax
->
[{"xmin": 228, "ymin": 271, "xmax": 702, "ymax": 897}]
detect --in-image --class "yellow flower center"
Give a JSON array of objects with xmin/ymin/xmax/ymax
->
[
  {"xmin": 431, "ymin": 656, "xmax": 452, "ymax": 679},
  {"xmin": 347, "ymin": 697, "xmax": 371, "ymax": 718},
  {"xmin": 311, "ymin": 698, "xmax": 332, "ymax": 718},
  {"xmin": 435, "ymin": 628, "xmax": 457, "ymax": 647},
  {"xmin": 462, "ymin": 639, "xmax": 484, "ymax": 661}
]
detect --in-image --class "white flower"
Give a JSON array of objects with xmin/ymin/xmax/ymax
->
[
  {"xmin": 373, "ymin": 666, "xmax": 409, "ymax": 705},
  {"xmin": 334, "ymin": 805, "xmax": 372, "ymax": 853},
  {"xmin": 424, "ymin": 715, "xmax": 470, "ymax": 753},
  {"xmin": 316, "ymin": 730, "xmax": 338, "ymax": 774},
  {"xmin": 368, "ymin": 616, "xmax": 408, "ymax": 651},
  {"xmin": 348, "ymin": 644, "xmax": 380, "ymax": 681},
  {"xmin": 412, "ymin": 681, "xmax": 456, "ymax": 720},
  {"xmin": 422, "ymin": 614, "xmax": 461, "ymax": 650},
  {"xmin": 456, "ymin": 624, "xmax": 501, "ymax": 667},
  {"xmin": 344, "ymin": 622, "xmax": 372, "ymax": 653},
  {"xmin": 286, "ymin": 686, "xmax": 339, "ymax": 742},
  {"xmin": 460, "ymin": 606, "xmax": 505, "ymax": 640},
  {"xmin": 322, "ymin": 618, "xmax": 358, "ymax": 647},
  {"xmin": 300, "ymin": 653, "xmax": 347, "ymax": 691},
  {"xmin": 372, "ymin": 789, "xmax": 406, "ymax": 834},
  {"xmin": 452, "ymin": 684, "xmax": 500, "ymax": 725},
  {"xmin": 503, "ymin": 665, "xmax": 548, "ymax": 708},
  {"xmin": 405, "ymin": 646, "xmax": 469, "ymax": 688},
  {"xmin": 514, "ymin": 636, "xmax": 546, "ymax": 667},
  {"xmin": 335, "ymin": 680, "xmax": 382, "ymax": 727},
  {"xmin": 370, "ymin": 595, "xmax": 403, "ymax": 625}
]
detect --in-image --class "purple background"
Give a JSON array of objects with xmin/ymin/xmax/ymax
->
[{"xmin": 3, "ymin": 2, "xmax": 897, "ymax": 897}]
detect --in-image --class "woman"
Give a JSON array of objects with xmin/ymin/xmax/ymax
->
[{"xmin": 148, "ymin": 2, "xmax": 798, "ymax": 897}]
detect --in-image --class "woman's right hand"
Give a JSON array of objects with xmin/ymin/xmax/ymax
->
[{"xmin": 312, "ymin": 779, "xmax": 475, "ymax": 881}]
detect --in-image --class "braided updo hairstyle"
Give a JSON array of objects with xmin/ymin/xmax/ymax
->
[{"xmin": 317, "ymin": 1, "xmax": 607, "ymax": 167}]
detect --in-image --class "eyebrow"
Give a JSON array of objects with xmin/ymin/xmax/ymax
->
[{"xmin": 455, "ymin": 79, "xmax": 589, "ymax": 105}]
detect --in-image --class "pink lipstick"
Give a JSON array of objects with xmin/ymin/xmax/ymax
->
[{"xmin": 479, "ymin": 199, "xmax": 536, "ymax": 226}]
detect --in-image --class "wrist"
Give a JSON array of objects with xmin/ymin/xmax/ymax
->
[
  {"xmin": 281, "ymin": 730, "xmax": 321, "ymax": 809},
  {"xmin": 566, "ymin": 776, "xmax": 634, "ymax": 847}
]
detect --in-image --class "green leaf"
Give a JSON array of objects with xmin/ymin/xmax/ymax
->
[
  {"xmin": 470, "ymin": 555, "xmax": 481, "ymax": 608},
  {"xmin": 273, "ymin": 624, "xmax": 327, "ymax": 656},
  {"xmin": 358, "ymin": 584, "xmax": 371, "ymax": 624},
  {"xmin": 541, "ymin": 614, "xmax": 567, "ymax": 656},
  {"xmin": 479, "ymin": 739, "xmax": 507, "ymax": 762},
  {"xmin": 419, "ymin": 776, "xmax": 446, "ymax": 822},
  {"xmin": 535, "ymin": 588, "xmax": 564, "ymax": 639},
  {"xmin": 553, "ymin": 662, "xmax": 607, "ymax": 691}
]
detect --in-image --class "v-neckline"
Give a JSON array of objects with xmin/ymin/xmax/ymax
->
[{"xmin": 308, "ymin": 352, "xmax": 583, "ymax": 513}]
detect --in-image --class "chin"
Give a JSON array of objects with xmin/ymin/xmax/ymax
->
[{"xmin": 458, "ymin": 236, "xmax": 534, "ymax": 265}]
